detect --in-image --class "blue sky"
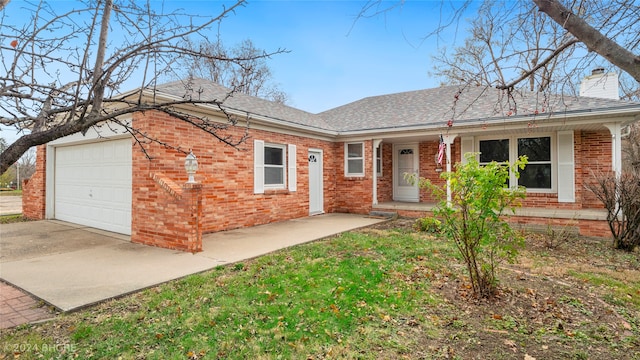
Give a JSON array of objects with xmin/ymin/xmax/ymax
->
[
  {"xmin": 1, "ymin": 0, "xmax": 469, "ymax": 143},
  {"xmin": 177, "ymin": 0, "xmax": 466, "ymax": 113}
]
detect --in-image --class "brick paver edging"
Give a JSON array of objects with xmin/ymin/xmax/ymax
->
[{"xmin": 0, "ymin": 281, "xmax": 56, "ymax": 329}]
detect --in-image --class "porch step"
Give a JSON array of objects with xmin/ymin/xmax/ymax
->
[{"xmin": 369, "ymin": 211, "xmax": 398, "ymax": 219}]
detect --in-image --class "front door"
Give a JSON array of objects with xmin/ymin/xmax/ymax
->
[
  {"xmin": 393, "ymin": 144, "xmax": 419, "ymax": 202},
  {"xmin": 308, "ymin": 149, "xmax": 324, "ymax": 215}
]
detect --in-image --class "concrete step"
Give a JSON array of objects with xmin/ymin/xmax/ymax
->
[{"xmin": 369, "ymin": 211, "xmax": 398, "ymax": 219}]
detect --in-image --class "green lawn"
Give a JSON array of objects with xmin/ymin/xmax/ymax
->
[
  {"xmin": 0, "ymin": 189, "xmax": 22, "ymax": 196},
  {"xmin": 1, "ymin": 222, "xmax": 639, "ymax": 359}
]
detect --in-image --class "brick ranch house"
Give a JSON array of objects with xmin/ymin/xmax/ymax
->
[{"xmin": 23, "ymin": 74, "xmax": 640, "ymax": 252}]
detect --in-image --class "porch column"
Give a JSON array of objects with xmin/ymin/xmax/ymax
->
[
  {"xmin": 372, "ymin": 139, "xmax": 382, "ymax": 205},
  {"xmin": 443, "ymin": 133, "xmax": 458, "ymax": 204},
  {"xmin": 604, "ymin": 123, "xmax": 622, "ymax": 178}
]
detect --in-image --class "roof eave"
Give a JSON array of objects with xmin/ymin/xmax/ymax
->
[
  {"xmin": 336, "ymin": 105, "xmax": 640, "ymax": 139},
  {"xmin": 137, "ymin": 89, "xmax": 339, "ymax": 138}
]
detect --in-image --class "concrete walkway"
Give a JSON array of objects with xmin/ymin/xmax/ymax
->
[{"xmin": 0, "ymin": 214, "xmax": 385, "ymax": 326}]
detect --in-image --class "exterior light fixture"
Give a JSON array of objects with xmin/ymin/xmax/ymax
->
[{"xmin": 185, "ymin": 151, "xmax": 198, "ymax": 184}]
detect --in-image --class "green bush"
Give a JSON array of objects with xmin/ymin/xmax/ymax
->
[
  {"xmin": 408, "ymin": 153, "xmax": 527, "ymax": 298},
  {"xmin": 414, "ymin": 217, "xmax": 442, "ymax": 233}
]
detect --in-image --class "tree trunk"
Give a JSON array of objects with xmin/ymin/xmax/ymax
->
[{"xmin": 533, "ymin": 0, "xmax": 640, "ymax": 83}]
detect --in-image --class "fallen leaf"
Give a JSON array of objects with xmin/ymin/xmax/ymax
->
[
  {"xmin": 524, "ymin": 354, "xmax": 536, "ymax": 360},
  {"xmin": 526, "ymin": 288, "xmax": 536, "ymax": 296},
  {"xmin": 504, "ymin": 339, "xmax": 517, "ymax": 352}
]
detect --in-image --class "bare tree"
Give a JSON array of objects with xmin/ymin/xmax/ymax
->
[
  {"xmin": 0, "ymin": 0, "xmax": 286, "ymax": 173},
  {"xmin": 184, "ymin": 38, "xmax": 288, "ymax": 104},
  {"xmin": 17, "ymin": 146, "xmax": 36, "ymax": 181},
  {"xmin": 430, "ymin": 1, "xmax": 579, "ymax": 95},
  {"xmin": 533, "ymin": 0, "xmax": 640, "ymax": 83},
  {"xmin": 586, "ymin": 171, "xmax": 640, "ymax": 251},
  {"xmin": 623, "ymin": 122, "xmax": 640, "ymax": 174},
  {"xmin": 361, "ymin": 0, "xmax": 639, "ymax": 94}
]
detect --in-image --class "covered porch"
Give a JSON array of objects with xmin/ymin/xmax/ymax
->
[{"xmin": 372, "ymin": 201, "xmax": 610, "ymax": 236}]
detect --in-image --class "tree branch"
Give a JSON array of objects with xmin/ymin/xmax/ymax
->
[
  {"xmin": 497, "ymin": 38, "xmax": 579, "ymax": 90},
  {"xmin": 533, "ymin": 0, "xmax": 640, "ymax": 82}
]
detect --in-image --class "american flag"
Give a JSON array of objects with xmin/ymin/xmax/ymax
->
[{"xmin": 437, "ymin": 134, "xmax": 445, "ymax": 165}]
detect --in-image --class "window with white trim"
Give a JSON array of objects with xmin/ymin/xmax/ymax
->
[
  {"xmin": 478, "ymin": 135, "xmax": 553, "ymax": 191},
  {"xmin": 345, "ymin": 142, "xmax": 364, "ymax": 176},
  {"xmin": 254, "ymin": 140, "xmax": 296, "ymax": 193},
  {"xmin": 264, "ymin": 144, "xmax": 286, "ymax": 187}
]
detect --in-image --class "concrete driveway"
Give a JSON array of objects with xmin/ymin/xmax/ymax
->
[{"xmin": 0, "ymin": 214, "xmax": 385, "ymax": 312}]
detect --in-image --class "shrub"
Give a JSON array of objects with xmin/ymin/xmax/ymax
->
[
  {"xmin": 409, "ymin": 153, "xmax": 527, "ymax": 298},
  {"xmin": 586, "ymin": 171, "xmax": 640, "ymax": 251},
  {"xmin": 414, "ymin": 217, "xmax": 442, "ymax": 233}
]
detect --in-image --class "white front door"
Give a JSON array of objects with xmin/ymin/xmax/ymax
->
[
  {"xmin": 393, "ymin": 143, "xmax": 419, "ymax": 202},
  {"xmin": 308, "ymin": 149, "xmax": 324, "ymax": 215}
]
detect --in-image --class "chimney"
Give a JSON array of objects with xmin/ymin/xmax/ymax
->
[{"xmin": 579, "ymin": 68, "xmax": 620, "ymax": 100}]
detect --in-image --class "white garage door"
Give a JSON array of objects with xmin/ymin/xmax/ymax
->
[{"xmin": 54, "ymin": 139, "xmax": 132, "ymax": 235}]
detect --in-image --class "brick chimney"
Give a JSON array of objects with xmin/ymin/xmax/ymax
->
[{"xmin": 579, "ymin": 68, "xmax": 620, "ymax": 100}]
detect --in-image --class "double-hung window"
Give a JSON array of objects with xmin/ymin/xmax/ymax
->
[
  {"xmin": 345, "ymin": 142, "xmax": 364, "ymax": 176},
  {"xmin": 254, "ymin": 140, "xmax": 297, "ymax": 193},
  {"xmin": 517, "ymin": 137, "xmax": 552, "ymax": 189},
  {"xmin": 477, "ymin": 135, "xmax": 553, "ymax": 191},
  {"xmin": 264, "ymin": 144, "xmax": 286, "ymax": 187}
]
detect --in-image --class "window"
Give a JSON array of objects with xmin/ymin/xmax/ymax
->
[
  {"xmin": 345, "ymin": 142, "xmax": 364, "ymax": 176},
  {"xmin": 254, "ymin": 140, "xmax": 296, "ymax": 193},
  {"xmin": 479, "ymin": 139, "xmax": 511, "ymax": 187},
  {"xmin": 264, "ymin": 144, "xmax": 285, "ymax": 187},
  {"xmin": 376, "ymin": 145, "xmax": 382, "ymax": 176},
  {"xmin": 517, "ymin": 137, "xmax": 551, "ymax": 189},
  {"xmin": 478, "ymin": 135, "xmax": 553, "ymax": 191}
]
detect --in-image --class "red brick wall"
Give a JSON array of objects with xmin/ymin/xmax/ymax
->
[
  {"xmin": 579, "ymin": 130, "xmax": 611, "ymax": 208},
  {"xmin": 376, "ymin": 142, "xmax": 393, "ymax": 202},
  {"xmin": 131, "ymin": 110, "xmax": 337, "ymax": 237},
  {"xmin": 418, "ymin": 140, "xmax": 450, "ymax": 203},
  {"xmin": 515, "ymin": 130, "xmax": 609, "ymax": 210},
  {"xmin": 335, "ymin": 140, "xmax": 373, "ymax": 214},
  {"xmin": 20, "ymin": 115, "xmax": 614, "ymax": 244},
  {"xmin": 22, "ymin": 145, "xmax": 46, "ymax": 220},
  {"xmin": 392, "ymin": 209, "xmax": 610, "ymax": 238},
  {"xmin": 132, "ymin": 169, "xmax": 203, "ymax": 252}
]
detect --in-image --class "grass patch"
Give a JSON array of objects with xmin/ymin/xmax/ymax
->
[
  {"xmin": 0, "ymin": 189, "xmax": 22, "ymax": 196},
  {"xmin": 2, "ymin": 230, "xmax": 449, "ymax": 359},
  {"xmin": 1, "ymin": 220, "xmax": 638, "ymax": 359},
  {"xmin": 568, "ymin": 270, "xmax": 640, "ymax": 308},
  {"xmin": 0, "ymin": 214, "xmax": 28, "ymax": 224}
]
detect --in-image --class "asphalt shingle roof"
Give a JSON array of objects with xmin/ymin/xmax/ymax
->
[
  {"xmin": 153, "ymin": 78, "xmax": 335, "ymax": 131},
  {"xmin": 319, "ymin": 85, "xmax": 640, "ymax": 131},
  {"xmin": 152, "ymin": 79, "xmax": 639, "ymax": 133}
]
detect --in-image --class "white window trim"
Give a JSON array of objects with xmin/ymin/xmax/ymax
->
[
  {"xmin": 345, "ymin": 142, "xmax": 365, "ymax": 177},
  {"xmin": 476, "ymin": 133, "xmax": 556, "ymax": 193},
  {"xmin": 264, "ymin": 143, "xmax": 287, "ymax": 190}
]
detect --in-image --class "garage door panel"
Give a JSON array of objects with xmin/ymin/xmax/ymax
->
[{"xmin": 54, "ymin": 139, "xmax": 132, "ymax": 235}]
